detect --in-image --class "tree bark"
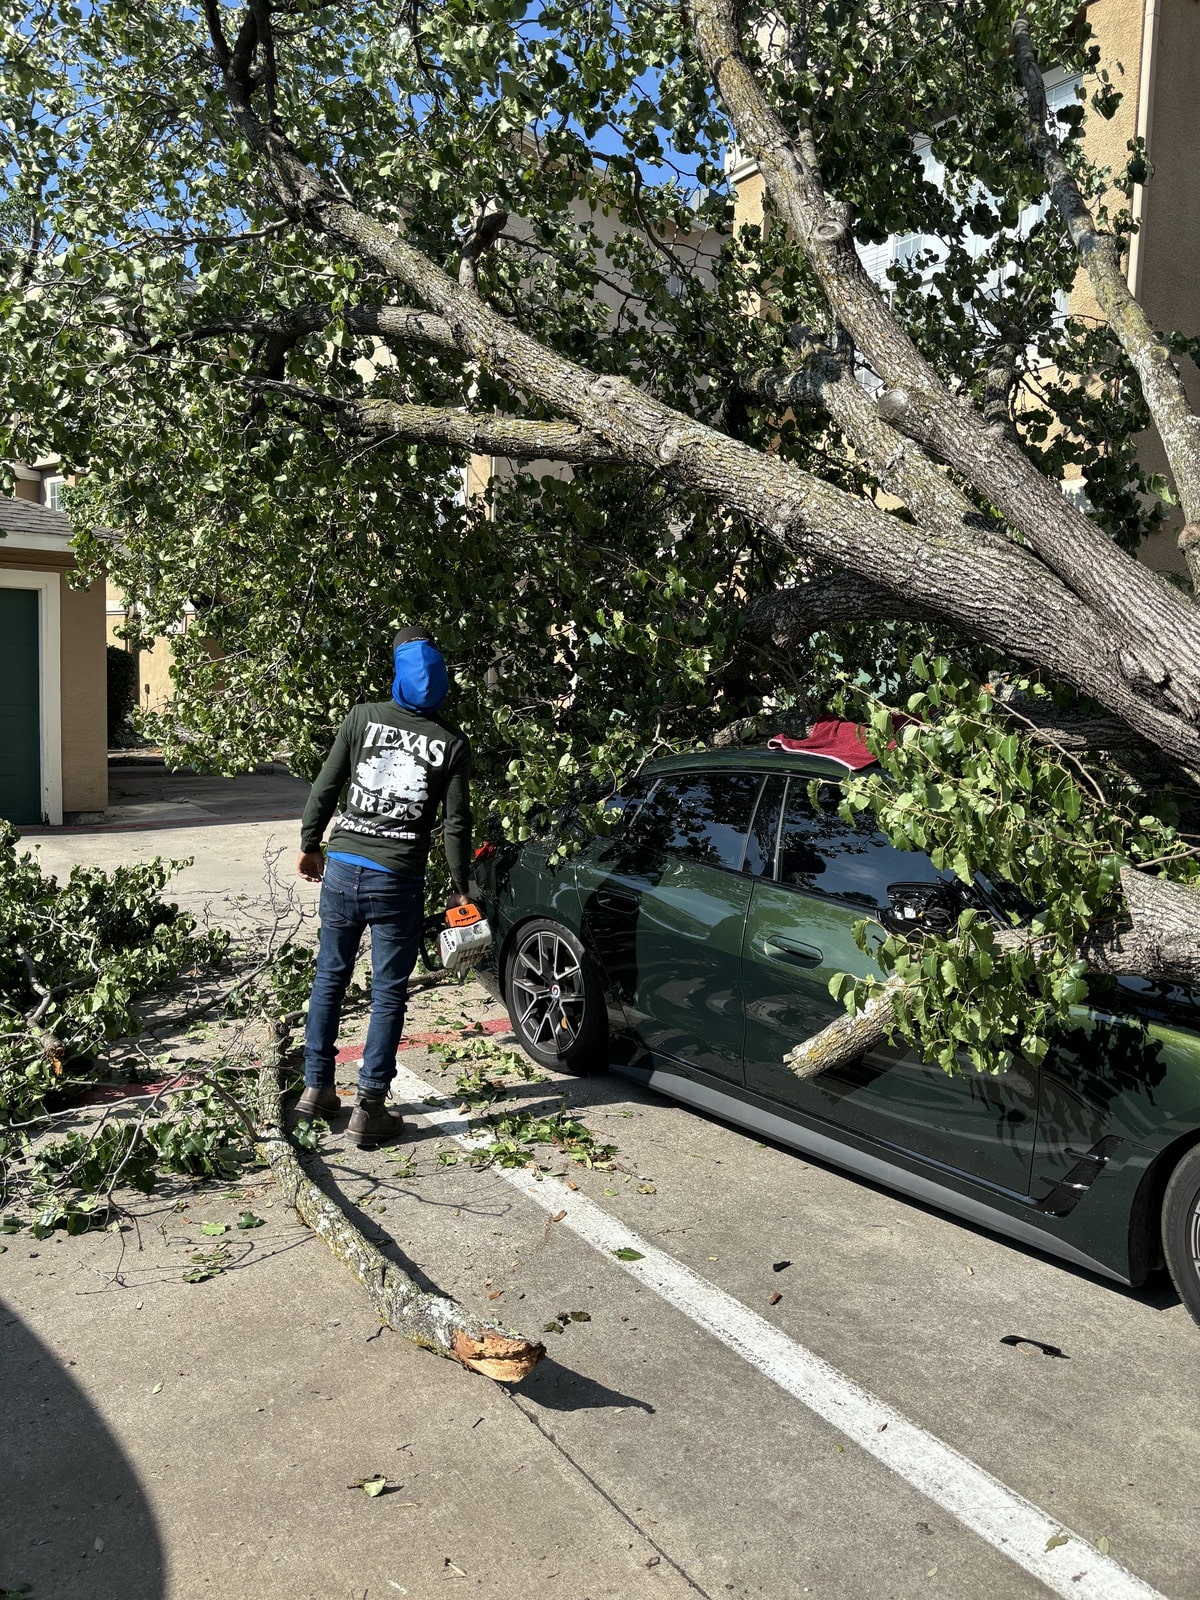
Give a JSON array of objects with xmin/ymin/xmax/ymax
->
[
  {"xmin": 782, "ymin": 979, "xmax": 902, "ymax": 1080},
  {"xmin": 255, "ymin": 1032, "xmax": 545, "ymax": 1382}
]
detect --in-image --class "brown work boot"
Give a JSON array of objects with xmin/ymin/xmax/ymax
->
[
  {"xmin": 347, "ymin": 1095, "xmax": 406, "ymax": 1150},
  {"xmin": 296, "ymin": 1085, "xmax": 345, "ymax": 1121}
]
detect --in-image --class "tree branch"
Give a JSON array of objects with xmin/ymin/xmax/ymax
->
[
  {"xmin": 140, "ymin": 303, "xmax": 461, "ymax": 358},
  {"xmin": 243, "ymin": 373, "xmax": 625, "ymax": 462},
  {"xmin": 745, "ymin": 327, "xmax": 1020, "ymax": 551},
  {"xmin": 783, "ymin": 979, "xmax": 903, "ymax": 1080},
  {"xmin": 779, "ymin": 868, "xmax": 1200, "ymax": 1083},
  {"xmin": 457, "ymin": 201, "xmax": 509, "ymax": 294},
  {"xmin": 690, "ymin": 0, "xmax": 1200, "ymax": 717},
  {"xmin": 1013, "ymin": 15, "xmax": 1200, "ymax": 533},
  {"xmin": 743, "ymin": 572, "xmax": 939, "ymax": 648},
  {"xmin": 980, "ymin": 321, "xmax": 1024, "ymax": 446},
  {"xmin": 256, "ymin": 1027, "xmax": 544, "ymax": 1380},
  {"xmin": 335, "ymin": 398, "xmax": 626, "ymax": 464}
]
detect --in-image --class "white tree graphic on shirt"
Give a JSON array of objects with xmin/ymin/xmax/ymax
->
[{"xmin": 352, "ymin": 746, "xmax": 428, "ymax": 818}]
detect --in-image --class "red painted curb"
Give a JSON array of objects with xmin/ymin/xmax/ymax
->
[
  {"xmin": 334, "ymin": 1014, "xmax": 512, "ymax": 1062},
  {"xmin": 78, "ymin": 1016, "xmax": 514, "ymax": 1102}
]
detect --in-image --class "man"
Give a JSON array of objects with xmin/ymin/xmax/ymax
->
[{"xmin": 296, "ymin": 625, "xmax": 471, "ymax": 1148}]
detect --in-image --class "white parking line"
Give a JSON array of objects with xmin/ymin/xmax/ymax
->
[{"xmin": 386, "ymin": 1060, "xmax": 1166, "ymax": 1600}]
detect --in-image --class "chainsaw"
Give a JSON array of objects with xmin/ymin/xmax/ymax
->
[{"xmin": 420, "ymin": 900, "xmax": 493, "ymax": 974}]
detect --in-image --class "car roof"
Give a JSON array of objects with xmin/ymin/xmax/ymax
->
[{"xmin": 643, "ymin": 746, "xmax": 876, "ymax": 782}]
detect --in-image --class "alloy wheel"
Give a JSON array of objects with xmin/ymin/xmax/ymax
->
[{"xmin": 510, "ymin": 929, "xmax": 586, "ymax": 1052}]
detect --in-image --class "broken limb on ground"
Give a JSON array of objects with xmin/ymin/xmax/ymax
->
[{"xmin": 255, "ymin": 1025, "xmax": 545, "ymax": 1382}]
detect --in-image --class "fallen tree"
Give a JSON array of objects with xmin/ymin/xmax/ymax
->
[{"xmin": 4, "ymin": 0, "xmax": 1200, "ymax": 1079}]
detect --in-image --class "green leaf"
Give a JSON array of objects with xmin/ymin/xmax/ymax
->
[
  {"xmin": 612, "ymin": 1246, "xmax": 644, "ymax": 1261},
  {"xmin": 200, "ymin": 1221, "xmax": 227, "ymax": 1236},
  {"xmin": 237, "ymin": 1212, "xmax": 265, "ymax": 1229}
]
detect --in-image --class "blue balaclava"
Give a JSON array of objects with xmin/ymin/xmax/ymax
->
[{"xmin": 391, "ymin": 626, "xmax": 449, "ymax": 714}]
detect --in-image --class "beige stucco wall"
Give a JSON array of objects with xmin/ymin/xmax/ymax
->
[
  {"xmin": 1127, "ymin": 0, "xmax": 1200, "ymax": 575},
  {"xmin": 135, "ymin": 635, "xmax": 179, "ymax": 714},
  {"xmin": 1068, "ymin": 0, "xmax": 1145, "ymax": 330},
  {"xmin": 1070, "ymin": 0, "xmax": 1200, "ymax": 576},
  {"xmin": 60, "ymin": 574, "xmax": 107, "ymax": 813},
  {"xmin": 1130, "ymin": 0, "xmax": 1200, "ymax": 342},
  {"xmin": 105, "ymin": 615, "xmax": 181, "ymax": 715}
]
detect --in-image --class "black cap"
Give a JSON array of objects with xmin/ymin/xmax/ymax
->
[{"xmin": 393, "ymin": 625, "xmax": 434, "ymax": 648}]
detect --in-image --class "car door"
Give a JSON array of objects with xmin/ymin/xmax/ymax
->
[
  {"xmin": 740, "ymin": 775, "xmax": 1039, "ymax": 1196},
  {"xmin": 579, "ymin": 769, "xmax": 763, "ymax": 1084}
]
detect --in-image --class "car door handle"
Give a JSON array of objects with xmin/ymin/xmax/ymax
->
[
  {"xmin": 595, "ymin": 889, "xmax": 638, "ymax": 911},
  {"xmin": 762, "ymin": 936, "xmax": 823, "ymax": 966}
]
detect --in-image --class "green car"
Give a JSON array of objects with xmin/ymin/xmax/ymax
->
[{"xmin": 474, "ymin": 746, "xmax": 1200, "ymax": 1325}]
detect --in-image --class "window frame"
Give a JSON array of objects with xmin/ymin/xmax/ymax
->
[{"xmin": 742, "ymin": 771, "xmax": 787, "ymax": 879}]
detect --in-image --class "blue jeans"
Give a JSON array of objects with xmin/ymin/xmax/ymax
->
[{"xmin": 303, "ymin": 859, "xmax": 424, "ymax": 1098}]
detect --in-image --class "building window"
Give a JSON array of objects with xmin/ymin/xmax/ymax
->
[
  {"xmin": 856, "ymin": 71, "xmax": 1082, "ymax": 330},
  {"xmin": 43, "ymin": 476, "xmax": 66, "ymax": 511}
]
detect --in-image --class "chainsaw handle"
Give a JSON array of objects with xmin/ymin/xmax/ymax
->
[{"xmin": 418, "ymin": 911, "xmax": 447, "ymax": 972}]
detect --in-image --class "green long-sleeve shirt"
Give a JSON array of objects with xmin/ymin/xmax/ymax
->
[{"xmin": 300, "ymin": 701, "xmax": 472, "ymax": 891}]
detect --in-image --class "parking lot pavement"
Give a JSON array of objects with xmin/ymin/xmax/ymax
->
[
  {"xmin": 20, "ymin": 772, "xmax": 310, "ymax": 936},
  {"xmin": 6, "ymin": 814, "xmax": 1199, "ymax": 1600}
]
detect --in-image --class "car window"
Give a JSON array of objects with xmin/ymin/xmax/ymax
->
[
  {"xmin": 743, "ymin": 774, "xmax": 785, "ymax": 877},
  {"xmin": 592, "ymin": 773, "xmax": 656, "ymax": 834},
  {"xmin": 629, "ymin": 771, "xmax": 762, "ymax": 871},
  {"xmin": 777, "ymin": 777, "xmax": 953, "ymax": 910}
]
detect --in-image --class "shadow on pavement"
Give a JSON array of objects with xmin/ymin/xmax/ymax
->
[
  {"xmin": 0, "ymin": 1296, "xmax": 166, "ymax": 1599},
  {"xmin": 22, "ymin": 757, "xmax": 310, "ymax": 835},
  {"xmin": 511, "ymin": 1357, "xmax": 656, "ymax": 1413}
]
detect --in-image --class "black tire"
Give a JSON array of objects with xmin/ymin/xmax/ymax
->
[
  {"xmin": 503, "ymin": 919, "xmax": 607, "ymax": 1073},
  {"xmin": 1162, "ymin": 1143, "xmax": 1200, "ymax": 1326}
]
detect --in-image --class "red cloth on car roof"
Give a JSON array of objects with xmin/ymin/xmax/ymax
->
[{"xmin": 766, "ymin": 716, "xmax": 883, "ymax": 769}]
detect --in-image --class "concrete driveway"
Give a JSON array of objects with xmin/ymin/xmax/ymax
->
[{"xmin": 5, "ymin": 800, "xmax": 1198, "ymax": 1600}]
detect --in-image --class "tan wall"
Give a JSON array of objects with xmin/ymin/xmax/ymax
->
[
  {"xmin": 105, "ymin": 613, "xmax": 180, "ymax": 714},
  {"xmin": 731, "ymin": 169, "xmax": 765, "ymax": 233},
  {"xmin": 137, "ymin": 635, "xmax": 178, "ymax": 714},
  {"xmin": 1069, "ymin": 0, "xmax": 1145, "ymax": 330},
  {"xmin": 60, "ymin": 574, "xmax": 107, "ymax": 814},
  {"xmin": 1069, "ymin": 0, "xmax": 1200, "ymax": 577},
  {"xmin": 1132, "ymin": 0, "xmax": 1200, "ymax": 348}
]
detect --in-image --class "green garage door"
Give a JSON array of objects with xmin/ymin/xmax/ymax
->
[{"xmin": 0, "ymin": 588, "xmax": 42, "ymax": 824}]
